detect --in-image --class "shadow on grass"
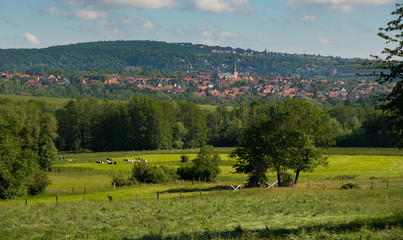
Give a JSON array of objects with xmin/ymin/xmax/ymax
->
[
  {"xmin": 123, "ymin": 212, "xmax": 403, "ymax": 240},
  {"xmin": 160, "ymin": 185, "xmax": 232, "ymax": 194}
]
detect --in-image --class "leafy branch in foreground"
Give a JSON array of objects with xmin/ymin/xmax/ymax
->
[{"xmin": 362, "ymin": 3, "xmax": 403, "ymax": 147}]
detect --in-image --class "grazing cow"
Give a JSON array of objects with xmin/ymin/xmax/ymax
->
[
  {"xmin": 59, "ymin": 156, "xmax": 65, "ymax": 160},
  {"xmin": 114, "ymin": 161, "xmax": 118, "ymax": 165},
  {"xmin": 106, "ymin": 157, "xmax": 113, "ymax": 161},
  {"xmin": 123, "ymin": 159, "xmax": 128, "ymax": 162},
  {"xmin": 66, "ymin": 159, "xmax": 72, "ymax": 162},
  {"xmin": 108, "ymin": 161, "xmax": 113, "ymax": 165},
  {"xmin": 96, "ymin": 161, "xmax": 104, "ymax": 164}
]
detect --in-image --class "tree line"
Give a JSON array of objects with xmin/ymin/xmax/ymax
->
[
  {"xmin": 54, "ymin": 96, "xmax": 397, "ymax": 152},
  {"xmin": 0, "ymin": 40, "xmax": 364, "ymax": 78}
]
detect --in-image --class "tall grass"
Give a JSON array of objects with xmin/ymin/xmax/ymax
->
[{"xmin": 0, "ymin": 188, "xmax": 401, "ymax": 239}]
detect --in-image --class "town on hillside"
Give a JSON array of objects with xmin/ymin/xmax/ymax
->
[{"xmin": 1, "ymin": 68, "xmax": 395, "ymax": 102}]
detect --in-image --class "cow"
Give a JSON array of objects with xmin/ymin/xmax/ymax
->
[{"xmin": 96, "ymin": 161, "xmax": 104, "ymax": 164}]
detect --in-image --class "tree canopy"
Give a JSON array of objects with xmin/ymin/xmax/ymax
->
[{"xmin": 231, "ymin": 99, "xmax": 339, "ymax": 187}]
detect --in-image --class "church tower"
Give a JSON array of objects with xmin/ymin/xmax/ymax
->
[{"xmin": 233, "ymin": 57, "xmax": 238, "ymax": 79}]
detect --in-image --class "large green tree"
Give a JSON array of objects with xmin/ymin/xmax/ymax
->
[
  {"xmin": 232, "ymin": 99, "xmax": 338, "ymax": 187},
  {"xmin": 0, "ymin": 102, "xmax": 55, "ymax": 199},
  {"xmin": 275, "ymin": 99, "xmax": 339, "ymax": 184},
  {"xmin": 366, "ymin": 3, "xmax": 403, "ymax": 147}
]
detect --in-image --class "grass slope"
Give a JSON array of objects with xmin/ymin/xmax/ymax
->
[
  {"xmin": 0, "ymin": 148, "xmax": 402, "ymax": 239},
  {"xmin": 0, "ymin": 189, "xmax": 402, "ymax": 239}
]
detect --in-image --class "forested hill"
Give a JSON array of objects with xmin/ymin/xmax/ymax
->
[{"xmin": 0, "ymin": 40, "xmax": 367, "ymax": 77}]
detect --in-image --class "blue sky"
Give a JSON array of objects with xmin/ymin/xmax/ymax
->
[{"xmin": 0, "ymin": 0, "xmax": 398, "ymax": 58}]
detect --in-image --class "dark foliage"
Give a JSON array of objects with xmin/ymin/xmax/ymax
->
[
  {"xmin": 130, "ymin": 161, "xmax": 177, "ymax": 184},
  {"xmin": 177, "ymin": 145, "xmax": 221, "ymax": 182}
]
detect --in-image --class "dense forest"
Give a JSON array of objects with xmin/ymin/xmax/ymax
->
[
  {"xmin": 0, "ymin": 40, "xmax": 369, "ymax": 78},
  {"xmin": 50, "ymin": 97, "xmax": 394, "ymax": 151}
]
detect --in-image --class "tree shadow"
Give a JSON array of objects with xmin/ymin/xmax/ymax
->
[
  {"xmin": 160, "ymin": 185, "xmax": 231, "ymax": 194},
  {"xmin": 122, "ymin": 212, "xmax": 403, "ymax": 240}
]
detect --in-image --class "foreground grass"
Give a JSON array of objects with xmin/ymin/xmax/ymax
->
[{"xmin": 0, "ymin": 188, "xmax": 402, "ymax": 239}]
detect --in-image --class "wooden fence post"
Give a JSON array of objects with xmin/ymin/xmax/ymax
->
[
  {"xmin": 371, "ymin": 180, "xmax": 374, "ymax": 189},
  {"xmin": 83, "ymin": 195, "xmax": 86, "ymax": 201},
  {"xmin": 56, "ymin": 196, "xmax": 58, "ymax": 204},
  {"xmin": 308, "ymin": 180, "xmax": 311, "ymax": 190},
  {"xmin": 25, "ymin": 198, "xmax": 28, "ymax": 206},
  {"xmin": 157, "ymin": 191, "xmax": 160, "ymax": 200},
  {"xmin": 113, "ymin": 182, "xmax": 116, "ymax": 190},
  {"xmin": 72, "ymin": 187, "xmax": 74, "ymax": 193},
  {"xmin": 323, "ymin": 180, "xmax": 325, "ymax": 190},
  {"xmin": 198, "ymin": 177, "xmax": 200, "ymax": 183}
]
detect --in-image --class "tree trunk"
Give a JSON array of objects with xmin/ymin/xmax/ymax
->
[
  {"xmin": 276, "ymin": 169, "xmax": 281, "ymax": 187},
  {"xmin": 294, "ymin": 169, "xmax": 300, "ymax": 184}
]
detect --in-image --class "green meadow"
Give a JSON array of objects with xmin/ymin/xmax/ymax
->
[{"xmin": 0, "ymin": 148, "xmax": 402, "ymax": 239}]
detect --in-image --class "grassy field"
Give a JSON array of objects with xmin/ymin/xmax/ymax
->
[{"xmin": 0, "ymin": 148, "xmax": 402, "ymax": 239}]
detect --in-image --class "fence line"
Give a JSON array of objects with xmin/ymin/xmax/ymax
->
[{"xmin": 41, "ymin": 178, "xmax": 403, "ymax": 203}]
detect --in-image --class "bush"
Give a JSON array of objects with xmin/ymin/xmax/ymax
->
[
  {"xmin": 27, "ymin": 170, "xmax": 51, "ymax": 195},
  {"xmin": 278, "ymin": 173, "xmax": 293, "ymax": 187},
  {"xmin": 340, "ymin": 183, "xmax": 360, "ymax": 189},
  {"xmin": 177, "ymin": 145, "xmax": 221, "ymax": 182},
  {"xmin": 180, "ymin": 154, "xmax": 190, "ymax": 163},
  {"xmin": 130, "ymin": 161, "xmax": 176, "ymax": 184},
  {"xmin": 111, "ymin": 174, "xmax": 132, "ymax": 187}
]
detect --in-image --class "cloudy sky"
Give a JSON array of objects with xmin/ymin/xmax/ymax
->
[{"xmin": 0, "ymin": 0, "xmax": 398, "ymax": 58}]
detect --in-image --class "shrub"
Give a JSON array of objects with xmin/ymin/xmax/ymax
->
[
  {"xmin": 27, "ymin": 170, "xmax": 51, "ymax": 195},
  {"xmin": 177, "ymin": 145, "xmax": 221, "ymax": 182},
  {"xmin": 340, "ymin": 183, "xmax": 360, "ymax": 189},
  {"xmin": 130, "ymin": 161, "xmax": 176, "ymax": 184},
  {"xmin": 111, "ymin": 174, "xmax": 132, "ymax": 187},
  {"xmin": 278, "ymin": 173, "xmax": 293, "ymax": 187},
  {"xmin": 180, "ymin": 154, "xmax": 190, "ymax": 163}
]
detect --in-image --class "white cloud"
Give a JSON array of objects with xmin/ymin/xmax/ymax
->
[
  {"xmin": 96, "ymin": 0, "xmax": 181, "ymax": 9},
  {"xmin": 318, "ymin": 37, "xmax": 330, "ymax": 44},
  {"xmin": 24, "ymin": 32, "xmax": 40, "ymax": 45},
  {"xmin": 43, "ymin": 6, "xmax": 62, "ymax": 16},
  {"xmin": 193, "ymin": 0, "xmax": 253, "ymax": 13},
  {"xmin": 202, "ymin": 31, "xmax": 212, "ymax": 37},
  {"xmin": 120, "ymin": 16, "xmax": 134, "ymax": 25},
  {"xmin": 99, "ymin": 26, "xmax": 123, "ymax": 38},
  {"xmin": 299, "ymin": 15, "xmax": 316, "ymax": 22},
  {"xmin": 286, "ymin": 0, "xmax": 396, "ymax": 12},
  {"xmin": 175, "ymin": 28, "xmax": 185, "ymax": 35},
  {"xmin": 199, "ymin": 38, "xmax": 219, "ymax": 46},
  {"xmin": 218, "ymin": 31, "xmax": 240, "ymax": 39},
  {"xmin": 142, "ymin": 19, "xmax": 155, "ymax": 29},
  {"xmin": 74, "ymin": 9, "xmax": 108, "ymax": 21}
]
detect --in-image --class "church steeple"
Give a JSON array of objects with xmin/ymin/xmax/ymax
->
[{"xmin": 233, "ymin": 57, "xmax": 238, "ymax": 79}]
